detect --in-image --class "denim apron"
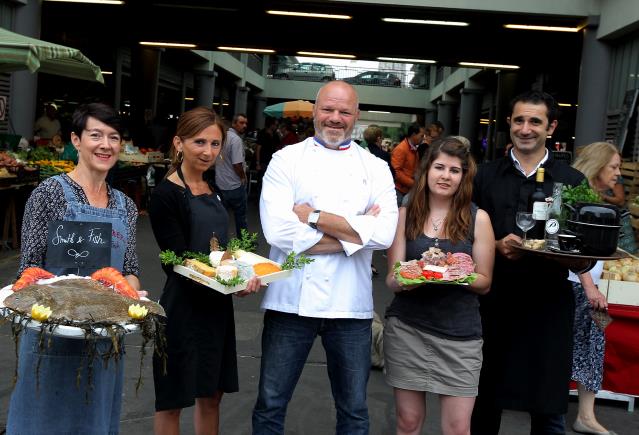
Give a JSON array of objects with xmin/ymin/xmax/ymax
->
[{"xmin": 7, "ymin": 175, "xmax": 129, "ymax": 435}]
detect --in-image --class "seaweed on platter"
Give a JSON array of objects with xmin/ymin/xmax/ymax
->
[{"xmin": 2, "ymin": 307, "xmax": 166, "ymax": 398}]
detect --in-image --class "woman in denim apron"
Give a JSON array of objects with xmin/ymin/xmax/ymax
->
[{"xmin": 7, "ymin": 103, "xmax": 140, "ymax": 435}]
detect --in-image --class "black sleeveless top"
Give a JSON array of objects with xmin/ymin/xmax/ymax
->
[{"xmin": 385, "ymin": 204, "xmax": 481, "ymax": 340}]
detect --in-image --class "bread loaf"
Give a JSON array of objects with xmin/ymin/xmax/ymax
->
[{"xmin": 184, "ymin": 259, "xmax": 216, "ymax": 277}]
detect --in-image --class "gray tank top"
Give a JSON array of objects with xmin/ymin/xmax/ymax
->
[{"xmin": 385, "ymin": 204, "xmax": 481, "ymax": 340}]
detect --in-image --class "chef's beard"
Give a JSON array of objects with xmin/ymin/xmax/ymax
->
[{"xmin": 315, "ymin": 123, "xmax": 352, "ymax": 148}]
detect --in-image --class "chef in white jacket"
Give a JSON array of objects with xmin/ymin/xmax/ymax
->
[{"xmin": 252, "ymin": 81, "xmax": 398, "ymax": 435}]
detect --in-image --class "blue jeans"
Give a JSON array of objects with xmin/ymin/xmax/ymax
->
[
  {"xmin": 252, "ymin": 310, "xmax": 372, "ymax": 435},
  {"xmin": 220, "ymin": 185, "xmax": 248, "ymax": 238}
]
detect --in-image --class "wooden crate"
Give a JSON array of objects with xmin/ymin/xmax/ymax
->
[{"xmin": 622, "ymin": 161, "xmax": 639, "ymax": 197}]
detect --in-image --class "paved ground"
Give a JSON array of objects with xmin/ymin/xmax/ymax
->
[{"xmin": 0, "ymin": 196, "xmax": 637, "ymax": 434}]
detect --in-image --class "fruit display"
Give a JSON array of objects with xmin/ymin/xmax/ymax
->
[
  {"xmin": 0, "ymin": 150, "xmax": 38, "ymax": 183},
  {"xmin": 31, "ymin": 159, "xmax": 75, "ymax": 179}
]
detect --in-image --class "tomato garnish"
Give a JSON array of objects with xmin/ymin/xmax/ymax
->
[{"xmin": 400, "ymin": 270, "xmax": 421, "ymax": 279}]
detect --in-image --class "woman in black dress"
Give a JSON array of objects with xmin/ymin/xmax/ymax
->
[{"xmin": 150, "ymin": 107, "xmax": 261, "ymax": 435}]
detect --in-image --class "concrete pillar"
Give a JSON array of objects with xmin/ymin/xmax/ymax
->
[
  {"xmin": 458, "ymin": 88, "xmax": 484, "ymax": 151},
  {"xmin": 254, "ymin": 95, "xmax": 267, "ymax": 129},
  {"xmin": 437, "ymin": 100, "xmax": 457, "ymax": 135},
  {"xmin": 179, "ymin": 72, "xmax": 188, "ymax": 115},
  {"xmin": 234, "ymin": 85, "xmax": 249, "ymax": 116},
  {"xmin": 194, "ymin": 70, "xmax": 217, "ymax": 109},
  {"xmin": 114, "ymin": 47, "xmax": 124, "ymax": 112},
  {"xmin": 9, "ymin": 0, "xmax": 41, "ymax": 139},
  {"xmin": 489, "ymin": 70, "xmax": 518, "ymax": 160},
  {"xmin": 130, "ymin": 46, "xmax": 161, "ymax": 143},
  {"xmin": 424, "ymin": 109, "xmax": 436, "ymax": 126},
  {"xmin": 575, "ymin": 17, "xmax": 611, "ymax": 148}
]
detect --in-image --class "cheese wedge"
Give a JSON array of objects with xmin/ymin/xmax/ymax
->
[{"xmin": 184, "ymin": 259, "xmax": 216, "ymax": 277}]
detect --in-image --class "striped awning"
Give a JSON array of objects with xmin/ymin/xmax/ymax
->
[{"xmin": 0, "ymin": 27, "xmax": 103, "ymax": 83}]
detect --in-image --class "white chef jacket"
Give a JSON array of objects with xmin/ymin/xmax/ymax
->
[{"xmin": 259, "ymin": 137, "xmax": 398, "ymax": 319}]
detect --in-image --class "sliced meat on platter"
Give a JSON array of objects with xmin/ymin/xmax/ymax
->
[
  {"xmin": 443, "ymin": 264, "xmax": 468, "ymax": 281},
  {"xmin": 450, "ymin": 253, "xmax": 475, "ymax": 275},
  {"xmin": 398, "ymin": 260, "xmax": 423, "ymax": 279},
  {"xmin": 398, "ymin": 250, "xmax": 476, "ymax": 282}
]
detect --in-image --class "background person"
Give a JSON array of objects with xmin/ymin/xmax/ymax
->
[
  {"xmin": 471, "ymin": 90, "xmax": 587, "ymax": 435},
  {"xmin": 392, "ymin": 123, "xmax": 425, "ymax": 207},
  {"xmin": 573, "ymin": 141, "xmax": 636, "ymax": 254},
  {"xmin": 418, "ymin": 121, "xmax": 445, "ymax": 160},
  {"xmin": 215, "ymin": 113, "xmax": 249, "ymax": 238},
  {"xmin": 7, "ymin": 103, "xmax": 141, "ymax": 435},
  {"xmin": 255, "ymin": 117, "xmax": 280, "ymax": 175},
  {"xmin": 385, "ymin": 138, "xmax": 494, "ymax": 435},
  {"xmin": 569, "ymin": 141, "xmax": 625, "ymax": 435},
  {"xmin": 150, "ymin": 107, "xmax": 261, "ymax": 435},
  {"xmin": 34, "ymin": 102, "xmax": 62, "ymax": 141},
  {"xmin": 253, "ymin": 81, "xmax": 398, "ymax": 434}
]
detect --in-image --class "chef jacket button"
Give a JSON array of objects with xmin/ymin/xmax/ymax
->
[
  {"xmin": 324, "ymin": 277, "xmax": 329, "ymax": 282},
  {"xmin": 305, "ymin": 275, "xmax": 311, "ymax": 280}
]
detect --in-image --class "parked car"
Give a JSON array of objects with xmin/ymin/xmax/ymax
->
[
  {"xmin": 273, "ymin": 63, "xmax": 336, "ymax": 82},
  {"xmin": 344, "ymin": 71, "xmax": 402, "ymax": 87}
]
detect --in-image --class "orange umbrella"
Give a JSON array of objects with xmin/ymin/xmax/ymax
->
[{"xmin": 263, "ymin": 100, "xmax": 313, "ymax": 119}]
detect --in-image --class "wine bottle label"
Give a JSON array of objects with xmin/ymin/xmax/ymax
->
[
  {"xmin": 545, "ymin": 218, "xmax": 559, "ymax": 234},
  {"xmin": 532, "ymin": 202, "xmax": 548, "ymax": 220}
]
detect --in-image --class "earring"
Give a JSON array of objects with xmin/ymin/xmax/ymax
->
[{"xmin": 176, "ymin": 150, "xmax": 183, "ymax": 162}]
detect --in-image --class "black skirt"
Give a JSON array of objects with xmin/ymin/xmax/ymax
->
[{"xmin": 153, "ymin": 273, "xmax": 238, "ymax": 411}]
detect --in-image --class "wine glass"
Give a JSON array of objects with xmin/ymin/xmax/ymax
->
[{"xmin": 515, "ymin": 212, "xmax": 535, "ymax": 241}]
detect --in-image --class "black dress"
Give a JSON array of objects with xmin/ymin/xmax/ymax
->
[{"xmin": 150, "ymin": 169, "xmax": 238, "ymax": 411}]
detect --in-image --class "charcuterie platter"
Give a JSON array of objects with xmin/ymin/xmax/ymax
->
[{"xmin": 394, "ymin": 247, "xmax": 477, "ymax": 286}]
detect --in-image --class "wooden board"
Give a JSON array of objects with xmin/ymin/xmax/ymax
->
[
  {"xmin": 598, "ymin": 279, "xmax": 639, "ymax": 306},
  {"xmin": 173, "ymin": 252, "xmax": 293, "ymax": 295},
  {"xmin": 622, "ymin": 161, "xmax": 639, "ymax": 196}
]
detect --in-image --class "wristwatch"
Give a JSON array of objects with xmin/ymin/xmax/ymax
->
[{"xmin": 308, "ymin": 210, "xmax": 321, "ymax": 230}]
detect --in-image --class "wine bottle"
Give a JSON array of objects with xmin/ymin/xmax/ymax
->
[
  {"xmin": 545, "ymin": 182, "xmax": 563, "ymax": 249},
  {"xmin": 528, "ymin": 168, "xmax": 548, "ymax": 240}
]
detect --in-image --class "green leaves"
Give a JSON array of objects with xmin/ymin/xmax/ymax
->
[
  {"xmin": 159, "ymin": 250, "xmax": 210, "ymax": 266},
  {"xmin": 561, "ymin": 180, "xmax": 601, "ymax": 205},
  {"xmin": 182, "ymin": 251, "xmax": 211, "ymax": 266},
  {"xmin": 215, "ymin": 275, "xmax": 245, "ymax": 286},
  {"xmin": 159, "ymin": 250, "xmax": 183, "ymax": 266},
  {"xmin": 281, "ymin": 252, "xmax": 314, "ymax": 270},
  {"xmin": 225, "ymin": 229, "xmax": 258, "ymax": 254}
]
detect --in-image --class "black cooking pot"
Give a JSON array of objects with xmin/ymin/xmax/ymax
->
[
  {"xmin": 566, "ymin": 220, "xmax": 620, "ymax": 256},
  {"xmin": 567, "ymin": 202, "xmax": 620, "ymax": 226}
]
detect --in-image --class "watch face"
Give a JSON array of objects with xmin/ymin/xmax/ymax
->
[{"xmin": 308, "ymin": 210, "xmax": 320, "ymax": 227}]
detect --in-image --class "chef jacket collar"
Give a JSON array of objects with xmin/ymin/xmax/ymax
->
[{"xmin": 313, "ymin": 136, "xmax": 351, "ymax": 150}]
